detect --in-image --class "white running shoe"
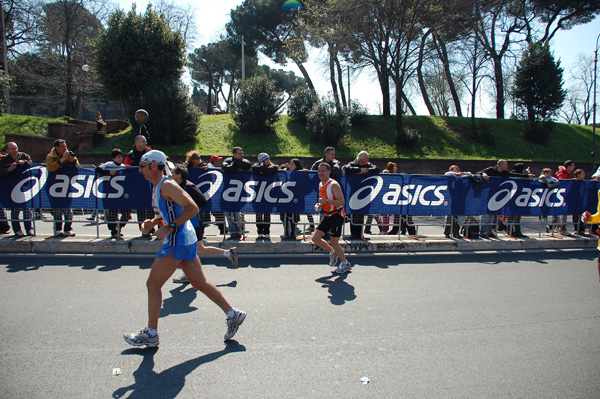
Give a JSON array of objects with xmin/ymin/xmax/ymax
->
[
  {"xmin": 123, "ymin": 328, "xmax": 159, "ymax": 347},
  {"xmin": 224, "ymin": 310, "xmax": 246, "ymax": 341},
  {"xmin": 329, "ymin": 250, "xmax": 339, "ymax": 266},
  {"xmin": 227, "ymin": 247, "xmax": 238, "ymax": 268},
  {"xmin": 334, "ymin": 261, "xmax": 352, "ymax": 274}
]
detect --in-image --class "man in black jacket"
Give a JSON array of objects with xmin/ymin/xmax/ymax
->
[
  {"xmin": 344, "ymin": 151, "xmax": 380, "ymax": 239},
  {"xmin": 0, "ymin": 142, "xmax": 33, "ymax": 236},
  {"xmin": 310, "ymin": 146, "xmax": 342, "ymax": 180},
  {"xmin": 221, "ymin": 147, "xmax": 252, "ymax": 238},
  {"xmin": 476, "ymin": 159, "xmax": 533, "ymax": 238},
  {"xmin": 252, "ymin": 152, "xmax": 278, "ymax": 239}
]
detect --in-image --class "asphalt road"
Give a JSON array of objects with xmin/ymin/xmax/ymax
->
[{"xmin": 1, "ymin": 250, "xmax": 599, "ymax": 399}]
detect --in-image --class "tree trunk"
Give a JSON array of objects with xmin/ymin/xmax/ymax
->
[
  {"xmin": 378, "ymin": 66, "xmax": 391, "ymax": 117},
  {"xmin": 418, "ymin": 30, "xmax": 436, "ymax": 116},
  {"xmin": 293, "ymin": 59, "xmax": 316, "ymax": 94},
  {"xmin": 328, "ymin": 47, "xmax": 342, "ymax": 112},
  {"xmin": 334, "ymin": 57, "xmax": 347, "ymax": 109},
  {"xmin": 492, "ymin": 55, "xmax": 505, "ymax": 119},
  {"xmin": 401, "ymin": 90, "xmax": 416, "ymax": 115},
  {"xmin": 433, "ymin": 35, "xmax": 462, "ymax": 117}
]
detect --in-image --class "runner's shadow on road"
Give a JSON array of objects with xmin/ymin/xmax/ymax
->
[
  {"xmin": 161, "ymin": 281, "xmax": 237, "ymax": 318},
  {"xmin": 315, "ymin": 273, "xmax": 356, "ymax": 305},
  {"xmin": 113, "ymin": 341, "xmax": 246, "ymax": 399},
  {"xmin": 160, "ymin": 285, "xmax": 197, "ymax": 317}
]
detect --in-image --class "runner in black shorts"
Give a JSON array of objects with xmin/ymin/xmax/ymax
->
[{"xmin": 311, "ymin": 163, "xmax": 352, "ymax": 274}]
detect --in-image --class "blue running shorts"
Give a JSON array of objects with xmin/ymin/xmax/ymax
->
[{"xmin": 157, "ymin": 242, "xmax": 197, "ymax": 262}]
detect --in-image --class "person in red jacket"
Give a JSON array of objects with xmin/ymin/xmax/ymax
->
[{"xmin": 551, "ymin": 160, "xmax": 576, "ymax": 234}]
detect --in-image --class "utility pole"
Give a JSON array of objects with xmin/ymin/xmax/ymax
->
[
  {"xmin": 241, "ymin": 36, "xmax": 245, "ymax": 80},
  {"xmin": 1, "ymin": 6, "xmax": 9, "ymax": 114},
  {"xmin": 593, "ymin": 33, "xmax": 600, "ymax": 170}
]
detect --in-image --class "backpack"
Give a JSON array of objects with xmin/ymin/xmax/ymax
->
[{"xmin": 461, "ymin": 216, "xmax": 480, "ymax": 239}]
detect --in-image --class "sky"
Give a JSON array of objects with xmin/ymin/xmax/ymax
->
[{"xmin": 116, "ymin": 0, "xmax": 600, "ymax": 118}]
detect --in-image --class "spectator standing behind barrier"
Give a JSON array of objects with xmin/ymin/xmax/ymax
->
[
  {"xmin": 124, "ymin": 135, "xmax": 154, "ymax": 238},
  {"xmin": 207, "ymin": 155, "xmax": 226, "ymax": 235},
  {"xmin": 96, "ymin": 148, "xmax": 129, "ymax": 240},
  {"xmin": 503, "ymin": 163, "xmax": 530, "ymax": 238},
  {"xmin": 553, "ymin": 160, "xmax": 576, "ymax": 235},
  {"xmin": 344, "ymin": 151, "xmax": 380, "ymax": 240},
  {"xmin": 477, "ymin": 159, "xmax": 533, "ymax": 239},
  {"xmin": 184, "ymin": 150, "xmax": 209, "ymax": 236},
  {"xmin": 183, "ymin": 150, "xmax": 207, "ymax": 170},
  {"xmin": 171, "ymin": 164, "xmax": 239, "ymax": 284},
  {"xmin": 377, "ymin": 162, "xmax": 399, "ymax": 235},
  {"xmin": 222, "ymin": 147, "xmax": 252, "ymax": 239},
  {"xmin": 252, "ymin": 152, "xmax": 278, "ymax": 239},
  {"xmin": 0, "ymin": 142, "xmax": 33, "ymax": 236},
  {"xmin": 443, "ymin": 165, "xmax": 471, "ymax": 238},
  {"xmin": 0, "ymin": 153, "xmax": 10, "ymax": 235},
  {"xmin": 46, "ymin": 139, "xmax": 79, "ymax": 237},
  {"xmin": 310, "ymin": 146, "xmax": 342, "ymax": 179},
  {"xmin": 573, "ymin": 168, "xmax": 587, "ymax": 235},
  {"xmin": 281, "ymin": 158, "xmax": 304, "ymax": 239}
]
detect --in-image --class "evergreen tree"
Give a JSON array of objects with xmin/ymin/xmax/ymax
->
[
  {"xmin": 514, "ymin": 43, "xmax": 566, "ymax": 122},
  {"xmin": 95, "ymin": 5, "xmax": 199, "ymax": 144}
]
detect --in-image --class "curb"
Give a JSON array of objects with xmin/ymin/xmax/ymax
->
[{"xmin": 1, "ymin": 234, "xmax": 596, "ymax": 255}]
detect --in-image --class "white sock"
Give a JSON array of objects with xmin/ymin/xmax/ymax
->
[
  {"xmin": 226, "ymin": 308, "xmax": 236, "ymax": 319},
  {"xmin": 223, "ymin": 249, "xmax": 230, "ymax": 257},
  {"xmin": 145, "ymin": 327, "xmax": 157, "ymax": 337},
  {"xmin": 330, "ymin": 250, "xmax": 336, "ymax": 255}
]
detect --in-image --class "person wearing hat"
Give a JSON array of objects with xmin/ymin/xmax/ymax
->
[
  {"xmin": 252, "ymin": 153, "xmax": 278, "ymax": 239},
  {"xmin": 222, "ymin": 147, "xmax": 252, "ymax": 239},
  {"xmin": 208, "ymin": 155, "xmax": 223, "ymax": 168},
  {"xmin": 592, "ymin": 166, "xmax": 600, "ymax": 180},
  {"xmin": 123, "ymin": 150, "xmax": 246, "ymax": 347}
]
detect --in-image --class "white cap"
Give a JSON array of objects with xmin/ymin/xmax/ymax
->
[
  {"xmin": 140, "ymin": 150, "xmax": 171, "ymax": 176},
  {"xmin": 592, "ymin": 166, "xmax": 600, "ymax": 179}
]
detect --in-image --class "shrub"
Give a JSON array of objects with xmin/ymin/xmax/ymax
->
[
  {"xmin": 141, "ymin": 82, "xmax": 200, "ymax": 145},
  {"xmin": 288, "ymin": 86, "xmax": 319, "ymax": 126},
  {"xmin": 232, "ymin": 76, "xmax": 283, "ymax": 134},
  {"xmin": 347, "ymin": 100, "xmax": 368, "ymax": 127},
  {"xmin": 306, "ymin": 99, "xmax": 351, "ymax": 145},
  {"xmin": 395, "ymin": 126, "xmax": 421, "ymax": 149},
  {"xmin": 524, "ymin": 121, "xmax": 552, "ymax": 145}
]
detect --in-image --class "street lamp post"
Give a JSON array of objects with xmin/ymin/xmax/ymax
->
[{"xmin": 593, "ymin": 33, "xmax": 600, "ymax": 171}]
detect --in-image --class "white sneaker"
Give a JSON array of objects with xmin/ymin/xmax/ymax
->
[
  {"xmin": 226, "ymin": 247, "xmax": 238, "ymax": 268},
  {"xmin": 329, "ymin": 250, "xmax": 339, "ymax": 266},
  {"xmin": 123, "ymin": 328, "xmax": 159, "ymax": 347},
  {"xmin": 224, "ymin": 309, "xmax": 247, "ymax": 341},
  {"xmin": 334, "ymin": 261, "xmax": 352, "ymax": 274}
]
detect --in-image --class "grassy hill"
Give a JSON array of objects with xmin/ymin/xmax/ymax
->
[{"xmin": 0, "ymin": 113, "xmax": 594, "ymax": 163}]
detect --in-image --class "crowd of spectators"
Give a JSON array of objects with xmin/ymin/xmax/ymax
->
[{"xmin": 0, "ymin": 139, "xmax": 597, "ymax": 241}]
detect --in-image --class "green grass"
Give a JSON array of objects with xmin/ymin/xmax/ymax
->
[{"xmin": 0, "ymin": 113, "xmax": 595, "ymax": 163}]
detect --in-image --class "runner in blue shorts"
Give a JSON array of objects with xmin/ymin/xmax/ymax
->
[{"xmin": 123, "ymin": 150, "xmax": 246, "ymax": 347}]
